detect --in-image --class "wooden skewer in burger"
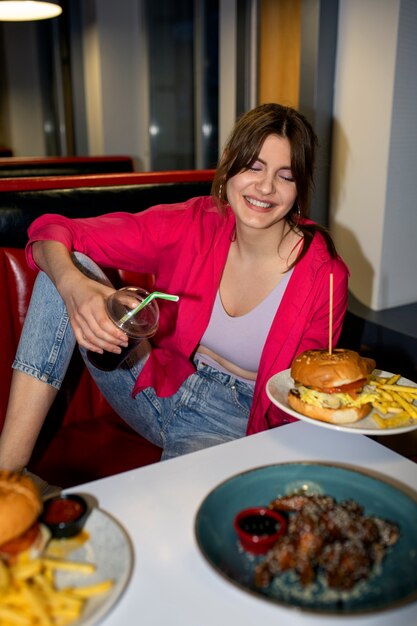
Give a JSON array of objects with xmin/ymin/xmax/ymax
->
[{"xmin": 287, "ymin": 274, "xmax": 377, "ymax": 424}]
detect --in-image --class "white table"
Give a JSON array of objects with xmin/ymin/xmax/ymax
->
[{"xmin": 70, "ymin": 422, "xmax": 417, "ymax": 626}]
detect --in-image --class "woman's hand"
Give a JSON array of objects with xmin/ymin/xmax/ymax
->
[{"xmin": 60, "ymin": 276, "xmax": 128, "ymax": 354}]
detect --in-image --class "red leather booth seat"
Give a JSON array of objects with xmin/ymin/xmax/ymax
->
[{"xmin": 0, "ymin": 170, "xmax": 214, "ymax": 487}]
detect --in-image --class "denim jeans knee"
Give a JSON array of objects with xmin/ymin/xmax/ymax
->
[{"xmin": 13, "ymin": 253, "xmax": 111, "ymax": 389}]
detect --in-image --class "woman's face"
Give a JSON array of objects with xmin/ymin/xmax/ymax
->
[{"xmin": 226, "ymin": 134, "xmax": 297, "ymax": 232}]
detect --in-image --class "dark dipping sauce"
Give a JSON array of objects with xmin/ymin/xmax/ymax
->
[
  {"xmin": 238, "ymin": 514, "xmax": 282, "ymax": 537},
  {"xmin": 234, "ymin": 507, "xmax": 287, "ymax": 554},
  {"xmin": 43, "ymin": 497, "xmax": 84, "ymax": 525}
]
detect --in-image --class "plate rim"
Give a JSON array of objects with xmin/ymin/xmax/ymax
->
[
  {"xmin": 266, "ymin": 369, "xmax": 417, "ymax": 435},
  {"xmin": 194, "ymin": 461, "xmax": 417, "ymax": 616}
]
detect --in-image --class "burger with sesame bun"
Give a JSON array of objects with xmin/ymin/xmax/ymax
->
[
  {"xmin": 0, "ymin": 470, "xmax": 48, "ymax": 563},
  {"xmin": 288, "ymin": 349, "xmax": 377, "ymax": 424}
]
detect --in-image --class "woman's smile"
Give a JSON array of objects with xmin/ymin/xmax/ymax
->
[{"xmin": 244, "ymin": 195, "xmax": 274, "ymax": 210}]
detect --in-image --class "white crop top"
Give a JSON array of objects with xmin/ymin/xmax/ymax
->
[{"xmin": 199, "ymin": 268, "xmax": 293, "ymax": 373}]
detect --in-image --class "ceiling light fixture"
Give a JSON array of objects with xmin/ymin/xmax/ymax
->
[{"xmin": 0, "ymin": 1, "xmax": 62, "ymax": 21}]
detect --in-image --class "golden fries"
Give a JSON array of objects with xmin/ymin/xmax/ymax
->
[
  {"xmin": 368, "ymin": 373, "xmax": 417, "ymax": 428},
  {"xmin": 372, "ymin": 412, "xmax": 411, "ymax": 429},
  {"xmin": 379, "ymin": 384, "xmax": 417, "ymax": 395},
  {"xmin": 65, "ymin": 579, "xmax": 114, "ymax": 598},
  {"xmin": 0, "ymin": 555, "xmax": 113, "ymax": 626},
  {"xmin": 0, "ymin": 561, "xmax": 10, "ymax": 593},
  {"xmin": 41, "ymin": 558, "xmax": 96, "ymax": 575}
]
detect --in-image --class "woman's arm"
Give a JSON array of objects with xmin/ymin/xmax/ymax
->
[{"xmin": 32, "ymin": 240, "xmax": 128, "ymax": 355}]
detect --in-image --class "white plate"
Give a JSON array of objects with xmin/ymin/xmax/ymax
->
[
  {"xmin": 266, "ymin": 369, "xmax": 417, "ymax": 435},
  {"xmin": 53, "ymin": 506, "xmax": 133, "ymax": 626}
]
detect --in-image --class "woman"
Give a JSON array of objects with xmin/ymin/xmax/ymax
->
[{"xmin": 0, "ymin": 103, "xmax": 349, "ymax": 472}]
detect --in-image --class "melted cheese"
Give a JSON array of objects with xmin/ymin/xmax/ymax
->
[{"xmin": 297, "ymin": 386, "xmax": 378, "ymax": 409}]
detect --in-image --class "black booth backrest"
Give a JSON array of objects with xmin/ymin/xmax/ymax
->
[
  {"xmin": 0, "ymin": 156, "xmax": 135, "ymax": 178},
  {"xmin": 0, "ymin": 180, "xmax": 213, "ymax": 248}
]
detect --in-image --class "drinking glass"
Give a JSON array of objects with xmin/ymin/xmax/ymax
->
[{"xmin": 87, "ymin": 287, "xmax": 159, "ymax": 371}]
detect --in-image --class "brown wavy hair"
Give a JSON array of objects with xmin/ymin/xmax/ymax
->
[{"xmin": 211, "ymin": 103, "xmax": 336, "ymax": 263}]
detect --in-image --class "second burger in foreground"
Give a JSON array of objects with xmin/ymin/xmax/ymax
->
[
  {"xmin": 288, "ymin": 349, "xmax": 377, "ymax": 424},
  {"xmin": 0, "ymin": 470, "xmax": 47, "ymax": 563}
]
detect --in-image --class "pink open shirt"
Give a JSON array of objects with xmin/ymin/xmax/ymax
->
[{"xmin": 27, "ymin": 196, "xmax": 349, "ymax": 434}]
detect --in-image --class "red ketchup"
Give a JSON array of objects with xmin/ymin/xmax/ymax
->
[{"xmin": 43, "ymin": 497, "xmax": 84, "ymax": 525}]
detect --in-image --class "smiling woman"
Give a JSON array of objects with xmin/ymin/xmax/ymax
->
[{"xmin": 0, "ymin": 103, "xmax": 349, "ymax": 482}]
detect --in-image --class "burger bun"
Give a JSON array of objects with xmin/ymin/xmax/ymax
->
[
  {"xmin": 290, "ymin": 349, "xmax": 375, "ymax": 390},
  {"xmin": 0, "ymin": 470, "xmax": 42, "ymax": 547}
]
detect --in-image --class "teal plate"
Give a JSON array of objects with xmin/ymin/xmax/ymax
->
[{"xmin": 194, "ymin": 463, "xmax": 417, "ymax": 615}]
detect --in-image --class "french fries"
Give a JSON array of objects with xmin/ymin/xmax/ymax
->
[
  {"xmin": 0, "ymin": 555, "xmax": 113, "ymax": 626},
  {"xmin": 368, "ymin": 373, "xmax": 417, "ymax": 428}
]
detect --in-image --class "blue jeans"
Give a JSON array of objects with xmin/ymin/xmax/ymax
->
[{"xmin": 13, "ymin": 254, "xmax": 253, "ymax": 460}]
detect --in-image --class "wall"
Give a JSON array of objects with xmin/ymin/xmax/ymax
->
[
  {"xmin": 0, "ymin": 0, "xmax": 153, "ymax": 164},
  {"xmin": 330, "ymin": 0, "xmax": 417, "ymax": 310},
  {"xmin": 79, "ymin": 0, "xmax": 150, "ymax": 168},
  {"xmin": 381, "ymin": 0, "xmax": 417, "ymax": 309},
  {"xmin": 298, "ymin": 0, "xmax": 339, "ymax": 227},
  {"xmin": 258, "ymin": 0, "xmax": 301, "ymax": 108},
  {"xmin": 1, "ymin": 22, "xmax": 46, "ymax": 155}
]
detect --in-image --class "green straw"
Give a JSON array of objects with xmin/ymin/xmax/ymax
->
[{"xmin": 119, "ymin": 291, "xmax": 179, "ymax": 325}]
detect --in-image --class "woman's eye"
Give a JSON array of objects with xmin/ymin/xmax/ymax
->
[{"xmin": 279, "ymin": 171, "xmax": 294, "ymax": 182}]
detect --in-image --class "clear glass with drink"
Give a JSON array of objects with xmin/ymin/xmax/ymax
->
[{"xmin": 87, "ymin": 286, "xmax": 159, "ymax": 371}]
